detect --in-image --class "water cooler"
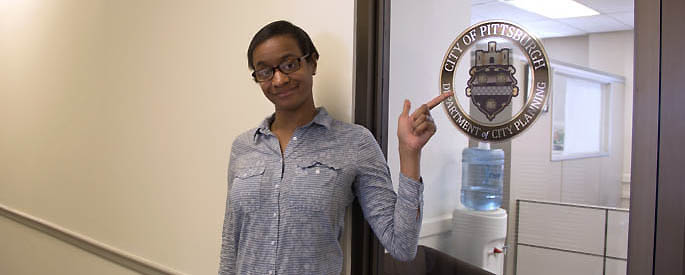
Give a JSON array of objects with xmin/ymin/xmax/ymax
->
[
  {"xmin": 450, "ymin": 206, "xmax": 507, "ymax": 274},
  {"xmin": 447, "ymin": 143, "xmax": 508, "ymax": 274}
]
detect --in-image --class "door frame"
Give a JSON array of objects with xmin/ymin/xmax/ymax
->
[
  {"xmin": 352, "ymin": 0, "xmax": 391, "ymax": 274},
  {"xmin": 629, "ymin": 0, "xmax": 685, "ymax": 274}
]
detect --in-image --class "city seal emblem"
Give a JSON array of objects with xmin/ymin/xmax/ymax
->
[{"xmin": 440, "ymin": 21, "xmax": 550, "ymax": 142}]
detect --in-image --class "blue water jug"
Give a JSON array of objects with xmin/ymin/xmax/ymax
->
[{"xmin": 460, "ymin": 143, "xmax": 504, "ymax": 211}]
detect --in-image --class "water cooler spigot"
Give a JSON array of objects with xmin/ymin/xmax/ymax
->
[{"xmin": 492, "ymin": 245, "xmax": 507, "ymax": 255}]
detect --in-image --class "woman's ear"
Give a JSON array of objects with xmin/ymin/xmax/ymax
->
[{"xmin": 310, "ymin": 53, "xmax": 319, "ymax": 75}]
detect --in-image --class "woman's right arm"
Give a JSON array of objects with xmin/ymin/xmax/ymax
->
[{"xmin": 218, "ymin": 148, "xmax": 238, "ymax": 275}]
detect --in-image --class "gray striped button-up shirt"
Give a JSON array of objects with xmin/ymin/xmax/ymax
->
[{"xmin": 219, "ymin": 108, "xmax": 423, "ymax": 275}]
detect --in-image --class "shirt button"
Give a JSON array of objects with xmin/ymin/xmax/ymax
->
[
  {"xmin": 273, "ymin": 212, "xmax": 277, "ymax": 217},
  {"xmin": 268, "ymin": 271, "xmax": 273, "ymax": 275},
  {"xmin": 292, "ymin": 136, "xmax": 297, "ymax": 141},
  {"xmin": 271, "ymin": 241, "xmax": 275, "ymax": 245},
  {"xmin": 275, "ymin": 184, "xmax": 279, "ymax": 189}
]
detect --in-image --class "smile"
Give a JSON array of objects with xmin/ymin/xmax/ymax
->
[{"xmin": 274, "ymin": 86, "xmax": 298, "ymax": 98}]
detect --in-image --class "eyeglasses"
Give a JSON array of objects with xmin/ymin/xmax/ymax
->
[{"xmin": 252, "ymin": 54, "xmax": 310, "ymax": 82}]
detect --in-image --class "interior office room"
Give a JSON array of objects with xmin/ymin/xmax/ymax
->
[{"xmin": 1, "ymin": 0, "xmax": 683, "ymax": 275}]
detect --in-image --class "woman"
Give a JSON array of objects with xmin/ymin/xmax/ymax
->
[{"xmin": 219, "ymin": 20, "xmax": 452, "ymax": 275}]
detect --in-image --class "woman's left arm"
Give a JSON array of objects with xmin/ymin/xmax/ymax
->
[{"xmin": 354, "ymin": 92, "xmax": 452, "ymax": 261}]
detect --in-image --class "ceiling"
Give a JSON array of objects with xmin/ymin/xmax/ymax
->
[{"xmin": 471, "ymin": 0, "xmax": 634, "ymax": 38}]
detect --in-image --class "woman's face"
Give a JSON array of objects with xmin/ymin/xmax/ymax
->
[{"xmin": 251, "ymin": 35, "xmax": 316, "ymax": 112}]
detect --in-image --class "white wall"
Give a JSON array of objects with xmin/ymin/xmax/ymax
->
[
  {"xmin": 588, "ymin": 31, "xmax": 634, "ymax": 186},
  {"xmin": 508, "ymin": 80, "xmax": 625, "ymax": 206},
  {"xmin": 510, "ymin": 31, "xmax": 634, "ymax": 207},
  {"xmin": 541, "ymin": 31, "xmax": 634, "ymax": 187},
  {"xmin": 387, "ymin": 0, "xmax": 471, "ymax": 249},
  {"xmin": 0, "ymin": 1, "xmax": 354, "ymax": 274},
  {"xmin": 541, "ymin": 35, "xmax": 590, "ymax": 67},
  {"xmin": 506, "ymin": 31, "xmax": 633, "ymax": 275}
]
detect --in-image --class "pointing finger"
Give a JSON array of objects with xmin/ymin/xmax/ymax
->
[{"xmin": 426, "ymin": 91, "xmax": 454, "ymax": 110}]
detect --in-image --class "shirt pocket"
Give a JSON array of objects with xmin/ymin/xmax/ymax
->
[
  {"xmin": 229, "ymin": 165, "xmax": 265, "ymax": 214},
  {"xmin": 286, "ymin": 158, "xmax": 343, "ymax": 213}
]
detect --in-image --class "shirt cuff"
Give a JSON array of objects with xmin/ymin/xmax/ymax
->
[{"xmin": 398, "ymin": 173, "xmax": 424, "ymax": 209}]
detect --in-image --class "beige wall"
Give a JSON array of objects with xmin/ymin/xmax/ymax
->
[
  {"xmin": 0, "ymin": 1, "xmax": 354, "ymax": 274},
  {"xmin": 0, "ymin": 216, "xmax": 140, "ymax": 275}
]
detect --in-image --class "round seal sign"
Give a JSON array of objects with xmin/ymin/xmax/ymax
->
[{"xmin": 440, "ymin": 21, "xmax": 550, "ymax": 142}]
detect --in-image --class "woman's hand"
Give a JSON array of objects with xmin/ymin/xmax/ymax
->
[
  {"xmin": 397, "ymin": 91, "xmax": 453, "ymax": 181},
  {"xmin": 397, "ymin": 92, "xmax": 453, "ymax": 153}
]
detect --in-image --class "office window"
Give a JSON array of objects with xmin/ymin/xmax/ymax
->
[{"xmin": 551, "ymin": 62, "xmax": 616, "ymax": 160}]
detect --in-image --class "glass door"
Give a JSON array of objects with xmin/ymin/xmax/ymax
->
[{"xmin": 381, "ymin": 1, "xmax": 634, "ymax": 274}]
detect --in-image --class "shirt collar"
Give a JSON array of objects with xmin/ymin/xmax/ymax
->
[
  {"xmin": 253, "ymin": 107, "xmax": 332, "ymax": 143},
  {"xmin": 311, "ymin": 107, "xmax": 333, "ymax": 129}
]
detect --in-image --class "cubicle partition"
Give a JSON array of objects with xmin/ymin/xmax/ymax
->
[{"xmin": 515, "ymin": 199, "xmax": 628, "ymax": 275}]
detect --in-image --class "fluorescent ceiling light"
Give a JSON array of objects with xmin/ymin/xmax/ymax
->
[{"xmin": 501, "ymin": 0, "xmax": 600, "ymax": 19}]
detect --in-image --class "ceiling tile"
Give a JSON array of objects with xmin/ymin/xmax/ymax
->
[
  {"xmin": 472, "ymin": 1, "xmax": 549, "ymax": 23},
  {"xmin": 470, "ymin": 0, "xmax": 634, "ymax": 38},
  {"xmin": 559, "ymin": 15, "xmax": 632, "ymax": 33},
  {"xmin": 520, "ymin": 20, "xmax": 586, "ymax": 38},
  {"xmin": 576, "ymin": 0, "xmax": 633, "ymax": 13},
  {"xmin": 472, "ymin": 0, "xmax": 498, "ymax": 4},
  {"xmin": 470, "ymin": 15, "xmax": 489, "ymax": 25}
]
